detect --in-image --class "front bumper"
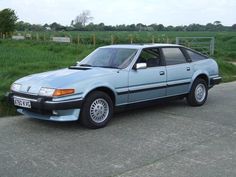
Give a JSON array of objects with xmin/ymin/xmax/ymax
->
[{"xmin": 6, "ymin": 91, "xmax": 83, "ymax": 121}]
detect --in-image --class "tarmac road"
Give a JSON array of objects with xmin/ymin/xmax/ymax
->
[{"xmin": 0, "ymin": 82, "xmax": 236, "ymax": 177}]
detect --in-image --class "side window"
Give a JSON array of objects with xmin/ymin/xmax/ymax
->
[
  {"xmin": 186, "ymin": 49, "xmax": 207, "ymax": 62},
  {"xmin": 162, "ymin": 48, "xmax": 187, "ymax": 65},
  {"xmin": 137, "ymin": 48, "xmax": 161, "ymax": 67}
]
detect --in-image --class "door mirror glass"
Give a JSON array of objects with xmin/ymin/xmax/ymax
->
[{"xmin": 135, "ymin": 63, "xmax": 147, "ymax": 70}]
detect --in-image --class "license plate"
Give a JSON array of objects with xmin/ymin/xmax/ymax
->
[{"xmin": 14, "ymin": 97, "xmax": 31, "ymax": 108}]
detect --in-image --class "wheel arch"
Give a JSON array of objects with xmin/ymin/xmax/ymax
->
[
  {"xmin": 190, "ymin": 71, "xmax": 210, "ymax": 91},
  {"xmin": 84, "ymin": 86, "xmax": 116, "ymax": 105},
  {"xmin": 196, "ymin": 74, "xmax": 209, "ymax": 84}
]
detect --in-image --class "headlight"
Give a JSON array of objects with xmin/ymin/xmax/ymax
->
[
  {"xmin": 11, "ymin": 83, "xmax": 21, "ymax": 92},
  {"xmin": 39, "ymin": 87, "xmax": 55, "ymax": 97},
  {"xmin": 39, "ymin": 87, "xmax": 75, "ymax": 97}
]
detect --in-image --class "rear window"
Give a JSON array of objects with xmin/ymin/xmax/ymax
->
[
  {"xmin": 186, "ymin": 49, "xmax": 207, "ymax": 62},
  {"xmin": 162, "ymin": 48, "xmax": 187, "ymax": 65}
]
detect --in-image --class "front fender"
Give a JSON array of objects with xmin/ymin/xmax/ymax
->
[{"xmin": 83, "ymin": 82, "xmax": 117, "ymax": 98}]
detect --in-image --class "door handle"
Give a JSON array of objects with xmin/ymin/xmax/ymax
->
[
  {"xmin": 187, "ymin": 67, "xmax": 191, "ymax": 71},
  {"xmin": 159, "ymin": 71, "xmax": 165, "ymax": 75}
]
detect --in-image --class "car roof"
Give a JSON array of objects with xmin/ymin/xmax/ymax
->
[{"xmin": 100, "ymin": 44, "xmax": 182, "ymax": 49}]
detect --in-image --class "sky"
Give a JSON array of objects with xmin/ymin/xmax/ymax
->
[{"xmin": 0, "ymin": 0, "xmax": 236, "ymax": 26}]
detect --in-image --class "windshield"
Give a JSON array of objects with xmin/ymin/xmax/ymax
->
[{"xmin": 79, "ymin": 48, "xmax": 137, "ymax": 69}]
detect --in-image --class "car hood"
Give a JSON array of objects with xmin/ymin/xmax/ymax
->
[{"xmin": 15, "ymin": 67, "xmax": 117, "ymax": 94}]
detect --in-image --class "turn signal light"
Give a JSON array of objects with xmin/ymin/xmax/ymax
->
[{"xmin": 53, "ymin": 89, "xmax": 75, "ymax": 96}]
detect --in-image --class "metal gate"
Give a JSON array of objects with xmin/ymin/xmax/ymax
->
[{"xmin": 176, "ymin": 37, "xmax": 215, "ymax": 55}]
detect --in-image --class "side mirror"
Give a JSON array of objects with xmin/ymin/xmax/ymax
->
[{"xmin": 135, "ymin": 63, "xmax": 147, "ymax": 70}]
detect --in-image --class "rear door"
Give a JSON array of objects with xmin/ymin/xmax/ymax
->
[
  {"xmin": 128, "ymin": 48, "xmax": 167, "ymax": 103},
  {"xmin": 161, "ymin": 47, "xmax": 193, "ymax": 96}
]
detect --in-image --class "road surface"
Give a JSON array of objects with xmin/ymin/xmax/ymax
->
[{"xmin": 0, "ymin": 82, "xmax": 236, "ymax": 177}]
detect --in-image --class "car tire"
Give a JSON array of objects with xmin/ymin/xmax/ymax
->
[
  {"xmin": 187, "ymin": 78, "xmax": 208, "ymax": 106},
  {"xmin": 80, "ymin": 91, "xmax": 113, "ymax": 129}
]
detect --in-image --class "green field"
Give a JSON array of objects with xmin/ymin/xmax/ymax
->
[{"xmin": 1, "ymin": 31, "xmax": 236, "ymax": 116}]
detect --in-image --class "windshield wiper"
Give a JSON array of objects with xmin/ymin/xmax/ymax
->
[
  {"xmin": 95, "ymin": 66, "xmax": 119, "ymax": 69},
  {"xmin": 79, "ymin": 64, "xmax": 93, "ymax": 67}
]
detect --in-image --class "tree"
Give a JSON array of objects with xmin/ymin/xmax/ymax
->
[
  {"xmin": 30, "ymin": 24, "xmax": 45, "ymax": 31},
  {"xmin": 50, "ymin": 22, "xmax": 65, "ymax": 31},
  {"xmin": 156, "ymin": 24, "xmax": 165, "ymax": 31},
  {"xmin": 74, "ymin": 10, "xmax": 93, "ymax": 27},
  {"xmin": 232, "ymin": 24, "xmax": 236, "ymax": 31},
  {"xmin": 0, "ymin": 8, "xmax": 18, "ymax": 35},
  {"xmin": 186, "ymin": 23, "xmax": 204, "ymax": 31},
  {"xmin": 16, "ymin": 21, "xmax": 31, "ymax": 31},
  {"xmin": 137, "ymin": 23, "xmax": 146, "ymax": 31},
  {"xmin": 166, "ymin": 25, "xmax": 174, "ymax": 31},
  {"xmin": 205, "ymin": 23, "xmax": 215, "ymax": 31},
  {"xmin": 214, "ymin": 21, "xmax": 221, "ymax": 26}
]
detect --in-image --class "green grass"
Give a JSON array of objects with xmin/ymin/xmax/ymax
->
[
  {"xmin": 216, "ymin": 58, "xmax": 236, "ymax": 82},
  {"xmin": 0, "ymin": 40, "xmax": 95, "ymax": 116},
  {"xmin": 1, "ymin": 31, "xmax": 236, "ymax": 116}
]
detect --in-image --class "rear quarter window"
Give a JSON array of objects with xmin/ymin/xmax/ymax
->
[{"xmin": 186, "ymin": 49, "xmax": 207, "ymax": 62}]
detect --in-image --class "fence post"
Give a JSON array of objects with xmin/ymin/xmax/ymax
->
[
  {"xmin": 129, "ymin": 35, "xmax": 133, "ymax": 44},
  {"xmin": 3, "ymin": 33, "xmax": 5, "ymax": 39},
  {"xmin": 67, "ymin": 34, "xmax": 72, "ymax": 44},
  {"xmin": 176, "ymin": 37, "xmax": 180, "ymax": 44},
  {"xmin": 152, "ymin": 35, "xmax": 155, "ymax": 43},
  {"xmin": 166, "ymin": 37, "xmax": 170, "ymax": 43},
  {"xmin": 111, "ymin": 35, "xmax": 114, "ymax": 45},
  {"xmin": 36, "ymin": 33, "xmax": 39, "ymax": 41},
  {"xmin": 93, "ymin": 34, "xmax": 96, "ymax": 46},
  {"xmin": 210, "ymin": 37, "xmax": 215, "ymax": 55},
  {"xmin": 187, "ymin": 42, "xmax": 190, "ymax": 47}
]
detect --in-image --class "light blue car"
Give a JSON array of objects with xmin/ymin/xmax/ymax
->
[{"xmin": 7, "ymin": 44, "xmax": 221, "ymax": 128}]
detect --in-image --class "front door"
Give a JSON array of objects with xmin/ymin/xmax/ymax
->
[{"xmin": 128, "ymin": 48, "xmax": 167, "ymax": 103}]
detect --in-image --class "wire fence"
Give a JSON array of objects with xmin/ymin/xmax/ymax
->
[
  {"xmin": 1, "ymin": 31, "xmax": 215, "ymax": 55},
  {"xmin": 1, "ymin": 31, "xmax": 176, "ymax": 46}
]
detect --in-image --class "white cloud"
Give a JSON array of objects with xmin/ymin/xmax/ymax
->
[{"xmin": 0, "ymin": 0, "xmax": 235, "ymax": 26}]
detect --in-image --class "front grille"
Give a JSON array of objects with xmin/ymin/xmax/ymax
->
[{"xmin": 12, "ymin": 91, "xmax": 52, "ymax": 101}]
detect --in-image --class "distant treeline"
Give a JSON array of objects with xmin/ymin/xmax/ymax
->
[{"xmin": 16, "ymin": 21, "xmax": 236, "ymax": 32}]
